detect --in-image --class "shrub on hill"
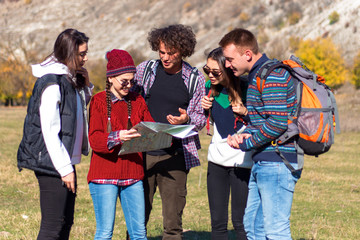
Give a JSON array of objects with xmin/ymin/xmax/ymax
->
[{"xmin": 295, "ymin": 37, "xmax": 348, "ymax": 89}]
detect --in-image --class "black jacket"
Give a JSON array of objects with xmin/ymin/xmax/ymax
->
[{"xmin": 17, "ymin": 74, "xmax": 88, "ymax": 177}]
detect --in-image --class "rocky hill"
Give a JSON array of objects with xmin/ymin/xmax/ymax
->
[{"xmin": 1, "ymin": 0, "xmax": 360, "ymax": 68}]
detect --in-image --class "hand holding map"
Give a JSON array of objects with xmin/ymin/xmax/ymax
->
[{"xmin": 118, "ymin": 122, "xmax": 197, "ymax": 155}]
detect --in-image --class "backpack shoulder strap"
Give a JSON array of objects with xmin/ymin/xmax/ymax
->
[
  {"xmin": 256, "ymin": 59, "xmax": 280, "ymax": 93},
  {"xmin": 188, "ymin": 67, "xmax": 199, "ymax": 100},
  {"xmin": 256, "ymin": 60, "xmax": 296, "ymax": 93},
  {"xmin": 142, "ymin": 59, "xmax": 158, "ymax": 96},
  {"xmin": 205, "ymin": 89, "xmax": 213, "ymax": 135}
]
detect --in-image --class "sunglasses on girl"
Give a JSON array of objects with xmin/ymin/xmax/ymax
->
[
  {"xmin": 203, "ymin": 65, "xmax": 222, "ymax": 78},
  {"xmin": 116, "ymin": 78, "xmax": 136, "ymax": 87}
]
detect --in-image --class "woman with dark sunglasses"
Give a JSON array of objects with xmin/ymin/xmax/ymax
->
[
  {"xmin": 201, "ymin": 47, "xmax": 252, "ymax": 240},
  {"xmin": 87, "ymin": 49, "xmax": 153, "ymax": 240}
]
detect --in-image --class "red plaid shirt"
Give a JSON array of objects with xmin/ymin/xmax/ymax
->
[{"xmin": 91, "ymin": 178, "xmax": 139, "ymax": 186}]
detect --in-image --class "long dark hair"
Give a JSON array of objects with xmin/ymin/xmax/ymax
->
[
  {"xmin": 207, "ymin": 47, "xmax": 243, "ymax": 104},
  {"xmin": 48, "ymin": 29, "xmax": 89, "ymax": 88}
]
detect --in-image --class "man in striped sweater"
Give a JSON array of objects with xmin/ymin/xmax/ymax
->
[{"xmin": 220, "ymin": 28, "xmax": 301, "ymax": 240}]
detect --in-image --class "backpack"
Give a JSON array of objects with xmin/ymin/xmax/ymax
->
[
  {"xmin": 256, "ymin": 55, "xmax": 340, "ymax": 173},
  {"xmin": 142, "ymin": 59, "xmax": 199, "ymax": 102}
]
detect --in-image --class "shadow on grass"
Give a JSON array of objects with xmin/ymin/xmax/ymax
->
[{"xmin": 148, "ymin": 230, "xmax": 242, "ymax": 239}]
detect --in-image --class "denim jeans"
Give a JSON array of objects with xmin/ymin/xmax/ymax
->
[
  {"xmin": 243, "ymin": 161, "xmax": 301, "ymax": 240},
  {"xmin": 89, "ymin": 181, "xmax": 147, "ymax": 240}
]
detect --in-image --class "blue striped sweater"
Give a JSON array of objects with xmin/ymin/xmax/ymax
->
[{"xmin": 241, "ymin": 54, "xmax": 298, "ymax": 163}]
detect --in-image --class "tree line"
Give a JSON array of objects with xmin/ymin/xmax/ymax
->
[{"xmin": 0, "ymin": 37, "xmax": 359, "ymax": 106}]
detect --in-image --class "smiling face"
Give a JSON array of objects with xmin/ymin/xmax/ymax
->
[
  {"xmin": 158, "ymin": 41, "xmax": 182, "ymax": 74},
  {"xmin": 108, "ymin": 72, "xmax": 135, "ymax": 99},
  {"xmin": 222, "ymin": 43, "xmax": 249, "ymax": 77}
]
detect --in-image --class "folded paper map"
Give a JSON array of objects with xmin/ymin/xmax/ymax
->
[{"xmin": 118, "ymin": 122, "xmax": 197, "ymax": 155}]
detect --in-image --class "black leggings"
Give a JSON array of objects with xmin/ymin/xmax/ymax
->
[
  {"xmin": 207, "ymin": 162, "xmax": 251, "ymax": 240},
  {"xmin": 35, "ymin": 171, "xmax": 76, "ymax": 240}
]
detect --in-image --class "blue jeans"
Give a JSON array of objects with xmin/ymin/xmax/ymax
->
[
  {"xmin": 89, "ymin": 181, "xmax": 147, "ymax": 240},
  {"xmin": 243, "ymin": 161, "xmax": 301, "ymax": 240}
]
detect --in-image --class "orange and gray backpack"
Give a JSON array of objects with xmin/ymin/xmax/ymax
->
[{"xmin": 256, "ymin": 55, "xmax": 340, "ymax": 173}]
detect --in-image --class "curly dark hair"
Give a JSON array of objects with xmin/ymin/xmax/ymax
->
[{"xmin": 147, "ymin": 24, "xmax": 196, "ymax": 58}]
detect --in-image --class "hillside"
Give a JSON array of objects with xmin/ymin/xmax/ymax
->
[{"xmin": 1, "ymin": 0, "xmax": 360, "ymax": 68}]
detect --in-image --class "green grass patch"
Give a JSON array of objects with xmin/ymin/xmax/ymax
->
[{"xmin": 0, "ymin": 107, "xmax": 359, "ymax": 240}]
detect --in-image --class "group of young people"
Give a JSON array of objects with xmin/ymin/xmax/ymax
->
[{"xmin": 17, "ymin": 24, "xmax": 301, "ymax": 240}]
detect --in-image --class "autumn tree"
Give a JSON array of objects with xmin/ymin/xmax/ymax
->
[
  {"xmin": 352, "ymin": 51, "xmax": 360, "ymax": 89},
  {"xmin": 0, "ymin": 34, "xmax": 40, "ymax": 106},
  {"xmin": 87, "ymin": 59, "xmax": 107, "ymax": 94},
  {"xmin": 295, "ymin": 37, "xmax": 347, "ymax": 89}
]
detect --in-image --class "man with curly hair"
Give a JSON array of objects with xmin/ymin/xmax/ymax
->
[{"xmin": 133, "ymin": 24, "xmax": 206, "ymax": 239}]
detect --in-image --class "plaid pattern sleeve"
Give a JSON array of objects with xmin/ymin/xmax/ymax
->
[
  {"xmin": 107, "ymin": 130, "xmax": 122, "ymax": 150},
  {"xmin": 133, "ymin": 61, "xmax": 149, "ymax": 95},
  {"xmin": 182, "ymin": 135, "xmax": 201, "ymax": 169},
  {"xmin": 181, "ymin": 62, "xmax": 206, "ymax": 169}
]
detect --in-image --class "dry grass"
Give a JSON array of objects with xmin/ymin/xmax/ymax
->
[
  {"xmin": 0, "ymin": 85, "xmax": 359, "ymax": 239},
  {"xmin": 335, "ymin": 82, "xmax": 360, "ymax": 132}
]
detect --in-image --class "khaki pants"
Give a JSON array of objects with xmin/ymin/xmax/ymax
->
[{"xmin": 144, "ymin": 153, "xmax": 188, "ymax": 240}]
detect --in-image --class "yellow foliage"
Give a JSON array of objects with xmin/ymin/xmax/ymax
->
[
  {"xmin": 295, "ymin": 37, "xmax": 348, "ymax": 89},
  {"xmin": 0, "ymin": 57, "xmax": 34, "ymax": 104},
  {"xmin": 87, "ymin": 59, "xmax": 107, "ymax": 94},
  {"xmin": 329, "ymin": 11, "xmax": 340, "ymax": 25},
  {"xmin": 17, "ymin": 90, "xmax": 23, "ymax": 99},
  {"xmin": 352, "ymin": 51, "xmax": 360, "ymax": 89}
]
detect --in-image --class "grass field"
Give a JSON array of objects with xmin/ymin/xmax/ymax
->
[{"xmin": 0, "ymin": 86, "xmax": 359, "ymax": 240}]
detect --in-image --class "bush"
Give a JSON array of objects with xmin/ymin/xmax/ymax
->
[
  {"xmin": 288, "ymin": 11, "xmax": 301, "ymax": 25},
  {"xmin": 295, "ymin": 37, "xmax": 348, "ymax": 89},
  {"xmin": 87, "ymin": 59, "xmax": 107, "ymax": 94},
  {"xmin": 352, "ymin": 51, "xmax": 360, "ymax": 89},
  {"xmin": 329, "ymin": 11, "xmax": 340, "ymax": 25}
]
